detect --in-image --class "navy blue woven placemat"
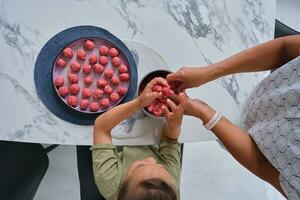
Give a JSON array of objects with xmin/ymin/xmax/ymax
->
[{"xmin": 34, "ymin": 26, "xmax": 138, "ymax": 125}]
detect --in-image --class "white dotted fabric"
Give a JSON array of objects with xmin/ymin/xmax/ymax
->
[{"xmin": 241, "ymin": 56, "xmax": 300, "ymax": 199}]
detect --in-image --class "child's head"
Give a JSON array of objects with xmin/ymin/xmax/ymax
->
[{"xmin": 116, "ymin": 157, "xmax": 178, "ymax": 200}]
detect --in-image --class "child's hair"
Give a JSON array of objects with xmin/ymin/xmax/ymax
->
[{"xmin": 116, "ymin": 178, "xmax": 178, "ymax": 200}]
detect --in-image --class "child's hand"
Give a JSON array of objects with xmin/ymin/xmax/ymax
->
[
  {"xmin": 163, "ymin": 93, "xmax": 187, "ymax": 131},
  {"xmin": 138, "ymin": 77, "xmax": 169, "ymax": 108}
]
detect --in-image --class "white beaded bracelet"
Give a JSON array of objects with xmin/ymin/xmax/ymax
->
[{"xmin": 203, "ymin": 112, "xmax": 223, "ymax": 130}]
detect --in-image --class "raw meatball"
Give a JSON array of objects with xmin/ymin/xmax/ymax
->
[
  {"xmin": 58, "ymin": 86, "xmax": 69, "ymax": 97},
  {"xmin": 70, "ymin": 62, "xmax": 81, "ymax": 73},
  {"xmin": 101, "ymin": 98, "xmax": 110, "ymax": 108},
  {"xmin": 93, "ymin": 64, "xmax": 104, "ymax": 74},
  {"xmin": 56, "ymin": 58, "xmax": 66, "ymax": 68},
  {"xmin": 84, "ymin": 40, "xmax": 95, "ymax": 50},
  {"xmin": 112, "ymin": 57, "xmax": 121, "ymax": 67},
  {"xmin": 68, "ymin": 74, "xmax": 79, "ymax": 83},
  {"xmin": 104, "ymin": 68, "xmax": 114, "ymax": 79},
  {"xmin": 99, "ymin": 45, "xmax": 109, "ymax": 56},
  {"xmin": 77, "ymin": 49, "xmax": 86, "ymax": 60},
  {"xmin": 117, "ymin": 86, "xmax": 127, "ymax": 96},
  {"xmin": 79, "ymin": 99, "xmax": 89, "ymax": 110},
  {"xmin": 104, "ymin": 85, "xmax": 113, "ymax": 95},
  {"xmin": 62, "ymin": 47, "xmax": 73, "ymax": 58},
  {"xmin": 82, "ymin": 88, "xmax": 92, "ymax": 98},
  {"xmin": 118, "ymin": 64, "xmax": 128, "ymax": 74},
  {"xmin": 120, "ymin": 73, "xmax": 130, "ymax": 82},
  {"xmin": 89, "ymin": 54, "xmax": 97, "ymax": 65},
  {"xmin": 93, "ymin": 89, "xmax": 104, "ymax": 99},
  {"xmin": 67, "ymin": 96, "xmax": 78, "ymax": 107},
  {"xmin": 110, "ymin": 92, "xmax": 120, "ymax": 102},
  {"xmin": 82, "ymin": 64, "xmax": 92, "ymax": 74},
  {"xmin": 109, "ymin": 48, "xmax": 119, "ymax": 57},
  {"xmin": 111, "ymin": 76, "xmax": 120, "ymax": 86},
  {"xmin": 89, "ymin": 102, "xmax": 99, "ymax": 112},
  {"xmin": 70, "ymin": 84, "xmax": 80, "ymax": 95},
  {"xmin": 54, "ymin": 76, "xmax": 64, "ymax": 87},
  {"xmin": 97, "ymin": 79, "xmax": 108, "ymax": 88},
  {"xmin": 99, "ymin": 56, "xmax": 108, "ymax": 66},
  {"xmin": 84, "ymin": 76, "xmax": 93, "ymax": 86}
]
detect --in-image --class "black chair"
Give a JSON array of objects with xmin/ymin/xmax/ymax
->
[
  {"xmin": 0, "ymin": 141, "xmax": 57, "ymax": 200},
  {"xmin": 76, "ymin": 144, "xmax": 184, "ymax": 200},
  {"xmin": 274, "ymin": 19, "xmax": 299, "ymax": 38}
]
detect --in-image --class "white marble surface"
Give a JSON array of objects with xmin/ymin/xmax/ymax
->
[
  {"xmin": 0, "ymin": 0, "xmax": 276, "ymax": 145},
  {"xmin": 276, "ymin": 0, "xmax": 300, "ymax": 32}
]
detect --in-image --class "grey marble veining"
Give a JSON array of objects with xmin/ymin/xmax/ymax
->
[{"xmin": 0, "ymin": 0, "xmax": 275, "ymax": 144}]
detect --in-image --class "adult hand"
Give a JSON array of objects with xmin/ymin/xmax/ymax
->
[{"xmin": 166, "ymin": 66, "xmax": 214, "ymax": 91}]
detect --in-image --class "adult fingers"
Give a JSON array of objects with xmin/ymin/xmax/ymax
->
[
  {"xmin": 162, "ymin": 105, "xmax": 171, "ymax": 120},
  {"xmin": 167, "ymin": 98, "xmax": 177, "ymax": 112}
]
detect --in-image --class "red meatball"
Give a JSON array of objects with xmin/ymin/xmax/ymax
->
[
  {"xmin": 120, "ymin": 73, "xmax": 130, "ymax": 81},
  {"xmin": 77, "ymin": 49, "xmax": 86, "ymax": 60},
  {"xmin": 62, "ymin": 47, "xmax": 73, "ymax": 58},
  {"xmin": 56, "ymin": 58, "xmax": 66, "ymax": 68},
  {"xmin": 118, "ymin": 64, "xmax": 128, "ymax": 74},
  {"xmin": 93, "ymin": 89, "xmax": 104, "ymax": 99},
  {"xmin": 70, "ymin": 84, "xmax": 80, "ymax": 95},
  {"xmin": 99, "ymin": 45, "xmax": 109, "ymax": 56},
  {"xmin": 97, "ymin": 79, "xmax": 108, "ymax": 88},
  {"xmin": 110, "ymin": 92, "xmax": 120, "ymax": 102},
  {"xmin": 58, "ymin": 86, "xmax": 69, "ymax": 97},
  {"xmin": 104, "ymin": 85, "xmax": 113, "ymax": 95},
  {"xmin": 79, "ymin": 99, "xmax": 89, "ymax": 110},
  {"xmin": 84, "ymin": 40, "xmax": 95, "ymax": 50},
  {"xmin": 89, "ymin": 54, "xmax": 97, "ymax": 65},
  {"xmin": 54, "ymin": 76, "xmax": 64, "ymax": 87},
  {"xmin": 82, "ymin": 64, "xmax": 92, "ymax": 74},
  {"xmin": 101, "ymin": 98, "xmax": 110, "ymax": 108},
  {"xmin": 104, "ymin": 68, "xmax": 114, "ymax": 79},
  {"xmin": 93, "ymin": 64, "xmax": 104, "ymax": 74},
  {"xmin": 117, "ymin": 86, "xmax": 127, "ymax": 96},
  {"xmin": 68, "ymin": 73, "xmax": 79, "ymax": 84},
  {"xmin": 111, "ymin": 76, "xmax": 120, "ymax": 86},
  {"xmin": 99, "ymin": 56, "xmax": 108, "ymax": 66},
  {"xmin": 82, "ymin": 88, "xmax": 92, "ymax": 98},
  {"xmin": 112, "ymin": 57, "xmax": 121, "ymax": 67},
  {"xmin": 84, "ymin": 76, "xmax": 93, "ymax": 86},
  {"xmin": 70, "ymin": 62, "xmax": 81, "ymax": 73},
  {"xmin": 67, "ymin": 96, "xmax": 78, "ymax": 107},
  {"xmin": 109, "ymin": 48, "xmax": 119, "ymax": 57},
  {"xmin": 89, "ymin": 102, "xmax": 99, "ymax": 112}
]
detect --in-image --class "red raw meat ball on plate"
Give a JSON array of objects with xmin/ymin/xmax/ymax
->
[
  {"xmin": 101, "ymin": 98, "xmax": 110, "ymax": 108},
  {"xmin": 84, "ymin": 76, "xmax": 92, "ymax": 86},
  {"xmin": 104, "ymin": 68, "xmax": 114, "ymax": 79},
  {"xmin": 99, "ymin": 56, "xmax": 108, "ymax": 66},
  {"xmin": 89, "ymin": 102, "xmax": 99, "ymax": 112},
  {"xmin": 117, "ymin": 86, "xmax": 127, "ymax": 96},
  {"xmin": 112, "ymin": 57, "xmax": 121, "ymax": 67},
  {"xmin": 110, "ymin": 92, "xmax": 120, "ymax": 102},
  {"xmin": 109, "ymin": 47, "xmax": 119, "ymax": 57},
  {"xmin": 93, "ymin": 64, "xmax": 104, "ymax": 74},
  {"xmin": 84, "ymin": 40, "xmax": 95, "ymax": 50},
  {"xmin": 79, "ymin": 99, "xmax": 89, "ymax": 110},
  {"xmin": 97, "ymin": 79, "xmax": 108, "ymax": 88},
  {"xmin": 58, "ymin": 86, "xmax": 69, "ymax": 97},
  {"xmin": 70, "ymin": 62, "xmax": 81, "ymax": 73},
  {"xmin": 67, "ymin": 96, "xmax": 78, "ymax": 107},
  {"xmin": 54, "ymin": 76, "xmax": 64, "ymax": 87},
  {"xmin": 99, "ymin": 45, "xmax": 109, "ymax": 56},
  {"xmin": 82, "ymin": 88, "xmax": 92, "ymax": 98},
  {"xmin": 104, "ymin": 85, "xmax": 113, "ymax": 95},
  {"xmin": 62, "ymin": 47, "xmax": 73, "ymax": 58},
  {"xmin": 111, "ymin": 76, "xmax": 120, "ymax": 86},
  {"xmin": 56, "ymin": 58, "xmax": 66, "ymax": 68},
  {"xmin": 89, "ymin": 54, "xmax": 97, "ymax": 65},
  {"xmin": 118, "ymin": 64, "xmax": 128, "ymax": 74},
  {"xmin": 68, "ymin": 73, "xmax": 79, "ymax": 84},
  {"xmin": 82, "ymin": 64, "xmax": 92, "ymax": 74},
  {"xmin": 77, "ymin": 49, "xmax": 86, "ymax": 60},
  {"xmin": 120, "ymin": 73, "xmax": 130, "ymax": 82},
  {"xmin": 93, "ymin": 89, "xmax": 104, "ymax": 99},
  {"xmin": 70, "ymin": 84, "xmax": 80, "ymax": 95}
]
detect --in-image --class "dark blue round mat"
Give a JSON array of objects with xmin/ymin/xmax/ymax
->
[{"xmin": 34, "ymin": 26, "xmax": 138, "ymax": 125}]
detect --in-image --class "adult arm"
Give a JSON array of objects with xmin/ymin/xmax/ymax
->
[
  {"xmin": 167, "ymin": 35, "xmax": 300, "ymax": 89},
  {"xmin": 185, "ymin": 99, "xmax": 285, "ymax": 196}
]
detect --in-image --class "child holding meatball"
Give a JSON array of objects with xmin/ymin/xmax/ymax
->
[{"xmin": 91, "ymin": 77, "xmax": 186, "ymax": 200}]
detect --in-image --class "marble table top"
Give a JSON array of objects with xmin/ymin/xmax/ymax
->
[{"xmin": 0, "ymin": 0, "xmax": 276, "ymax": 145}]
